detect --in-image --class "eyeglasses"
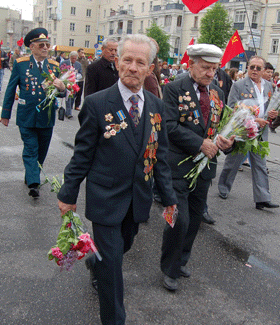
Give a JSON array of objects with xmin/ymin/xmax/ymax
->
[
  {"xmin": 249, "ymin": 65, "xmax": 262, "ymax": 71},
  {"xmin": 38, "ymin": 43, "xmax": 51, "ymax": 49}
]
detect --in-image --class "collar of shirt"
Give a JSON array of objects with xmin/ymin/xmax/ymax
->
[
  {"xmin": 34, "ymin": 57, "xmax": 46, "ymax": 69},
  {"xmin": 251, "ymin": 78, "xmax": 265, "ymax": 118},
  {"xmin": 118, "ymin": 79, "xmax": 145, "ymax": 117},
  {"xmin": 192, "ymin": 81, "xmax": 210, "ymax": 101}
]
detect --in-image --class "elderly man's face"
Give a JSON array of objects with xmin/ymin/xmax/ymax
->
[
  {"xmin": 248, "ymin": 58, "xmax": 264, "ymax": 83},
  {"xmin": 102, "ymin": 42, "xmax": 118, "ymax": 63},
  {"xmin": 70, "ymin": 55, "xmax": 78, "ymax": 64},
  {"xmin": 115, "ymin": 40, "xmax": 154, "ymax": 92},
  {"xmin": 189, "ymin": 58, "xmax": 218, "ymax": 86},
  {"xmin": 30, "ymin": 41, "xmax": 50, "ymax": 61}
]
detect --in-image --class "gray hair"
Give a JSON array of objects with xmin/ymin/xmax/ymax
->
[
  {"xmin": 248, "ymin": 55, "xmax": 266, "ymax": 67},
  {"xmin": 69, "ymin": 51, "xmax": 78, "ymax": 58},
  {"xmin": 102, "ymin": 38, "xmax": 118, "ymax": 48},
  {"xmin": 118, "ymin": 34, "xmax": 157, "ymax": 65}
]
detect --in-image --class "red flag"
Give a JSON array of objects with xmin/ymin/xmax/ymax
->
[
  {"xmin": 0, "ymin": 40, "xmax": 3, "ymax": 46},
  {"xmin": 220, "ymin": 30, "xmax": 245, "ymax": 68},
  {"xmin": 182, "ymin": 0, "xmax": 218, "ymax": 14},
  {"xmin": 17, "ymin": 37, "xmax": 24, "ymax": 47},
  {"xmin": 180, "ymin": 38, "xmax": 194, "ymax": 66}
]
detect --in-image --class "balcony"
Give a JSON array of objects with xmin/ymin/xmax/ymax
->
[
  {"xmin": 233, "ymin": 22, "xmax": 244, "ymax": 30},
  {"xmin": 108, "ymin": 10, "xmax": 134, "ymax": 21},
  {"xmin": 166, "ymin": 3, "xmax": 184, "ymax": 10},
  {"xmin": 52, "ymin": 14, "xmax": 57, "ymax": 20},
  {"xmin": 7, "ymin": 29, "xmax": 14, "ymax": 34}
]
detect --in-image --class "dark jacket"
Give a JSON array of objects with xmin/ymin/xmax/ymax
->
[
  {"xmin": 84, "ymin": 57, "xmax": 119, "ymax": 97},
  {"xmin": 58, "ymin": 83, "xmax": 177, "ymax": 225}
]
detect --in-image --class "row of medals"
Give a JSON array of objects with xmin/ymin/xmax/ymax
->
[
  {"xmin": 25, "ymin": 69, "xmax": 42, "ymax": 96},
  {"xmin": 178, "ymin": 92, "xmax": 200, "ymax": 125},
  {"xmin": 143, "ymin": 113, "xmax": 161, "ymax": 181}
]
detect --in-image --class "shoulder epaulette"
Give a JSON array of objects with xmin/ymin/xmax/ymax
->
[
  {"xmin": 48, "ymin": 59, "xmax": 59, "ymax": 67},
  {"xmin": 16, "ymin": 56, "xmax": 30, "ymax": 63}
]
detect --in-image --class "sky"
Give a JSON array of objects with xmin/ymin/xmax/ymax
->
[{"xmin": 3, "ymin": 0, "xmax": 34, "ymax": 21}]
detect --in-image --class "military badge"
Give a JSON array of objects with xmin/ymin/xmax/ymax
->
[{"xmin": 105, "ymin": 113, "xmax": 113, "ymax": 122}]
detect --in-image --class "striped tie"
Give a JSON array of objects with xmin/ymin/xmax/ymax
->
[{"xmin": 129, "ymin": 94, "xmax": 140, "ymax": 127}]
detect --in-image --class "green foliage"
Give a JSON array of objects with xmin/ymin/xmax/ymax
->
[
  {"xmin": 146, "ymin": 22, "xmax": 170, "ymax": 61},
  {"xmin": 198, "ymin": 2, "xmax": 233, "ymax": 49}
]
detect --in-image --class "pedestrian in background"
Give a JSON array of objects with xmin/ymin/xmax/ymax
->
[
  {"xmin": 84, "ymin": 38, "xmax": 118, "ymax": 96},
  {"xmin": 9, "ymin": 48, "xmax": 21, "ymax": 71},
  {"xmin": 0, "ymin": 28, "xmax": 66, "ymax": 198},
  {"xmin": 75, "ymin": 48, "xmax": 89, "ymax": 111},
  {"xmin": 0, "ymin": 43, "xmax": 9, "ymax": 93}
]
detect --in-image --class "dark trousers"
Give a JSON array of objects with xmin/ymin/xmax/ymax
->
[
  {"xmin": 19, "ymin": 127, "xmax": 53, "ymax": 186},
  {"xmin": 92, "ymin": 203, "xmax": 139, "ymax": 325},
  {"xmin": 74, "ymin": 81, "xmax": 84, "ymax": 108},
  {"xmin": 161, "ymin": 176, "xmax": 211, "ymax": 279},
  {"xmin": 271, "ymin": 116, "xmax": 280, "ymax": 130}
]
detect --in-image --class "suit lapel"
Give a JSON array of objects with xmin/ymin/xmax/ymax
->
[{"xmin": 107, "ymin": 84, "xmax": 139, "ymax": 155}]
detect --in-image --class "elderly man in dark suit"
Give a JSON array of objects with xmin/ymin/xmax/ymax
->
[
  {"xmin": 218, "ymin": 56, "xmax": 279, "ymax": 210},
  {"xmin": 1, "ymin": 28, "xmax": 66, "ymax": 198},
  {"xmin": 160, "ymin": 44, "xmax": 235, "ymax": 291},
  {"xmin": 84, "ymin": 38, "xmax": 119, "ymax": 96},
  {"xmin": 57, "ymin": 34, "xmax": 177, "ymax": 325},
  {"xmin": 60, "ymin": 51, "xmax": 82, "ymax": 119}
]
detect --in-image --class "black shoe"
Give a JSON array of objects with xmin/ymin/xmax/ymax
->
[
  {"xmin": 270, "ymin": 128, "xmax": 276, "ymax": 133},
  {"xmin": 242, "ymin": 162, "xmax": 250, "ymax": 167},
  {"xmin": 28, "ymin": 188, "xmax": 40, "ymax": 198},
  {"xmin": 85, "ymin": 256, "xmax": 98, "ymax": 291},
  {"xmin": 180, "ymin": 266, "xmax": 191, "ymax": 278},
  {"xmin": 68, "ymin": 115, "xmax": 73, "ymax": 119},
  {"xmin": 202, "ymin": 212, "xmax": 215, "ymax": 225},
  {"xmin": 219, "ymin": 192, "xmax": 228, "ymax": 199},
  {"xmin": 163, "ymin": 275, "xmax": 178, "ymax": 291},
  {"xmin": 153, "ymin": 194, "xmax": 162, "ymax": 204},
  {"xmin": 256, "ymin": 202, "xmax": 279, "ymax": 210}
]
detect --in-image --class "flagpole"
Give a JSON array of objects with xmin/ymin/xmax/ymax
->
[{"xmin": 242, "ymin": 0, "xmax": 257, "ymax": 54}]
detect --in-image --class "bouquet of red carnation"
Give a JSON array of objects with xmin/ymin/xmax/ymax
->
[
  {"xmin": 38, "ymin": 65, "xmax": 80, "ymax": 123},
  {"xmin": 40, "ymin": 166, "xmax": 101, "ymax": 271}
]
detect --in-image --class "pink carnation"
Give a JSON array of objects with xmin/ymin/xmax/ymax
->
[{"xmin": 51, "ymin": 247, "xmax": 64, "ymax": 260}]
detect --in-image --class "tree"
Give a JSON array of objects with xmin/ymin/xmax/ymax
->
[
  {"xmin": 146, "ymin": 22, "xmax": 170, "ymax": 61},
  {"xmin": 198, "ymin": 2, "xmax": 233, "ymax": 49}
]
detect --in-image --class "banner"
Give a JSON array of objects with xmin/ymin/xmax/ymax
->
[
  {"xmin": 180, "ymin": 38, "xmax": 194, "ymax": 66},
  {"xmin": 220, "ymin": 30, "xmax": 245, "ymax": 68}
]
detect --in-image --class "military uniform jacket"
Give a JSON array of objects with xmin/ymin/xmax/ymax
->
[
  {"xmin": 2, "ymin": 55, "xmax": 62, "ymax": 128},
  {"xmin": 163, "ymin": 74, "xmax": 226, "ymax": 181},
  {"xmin": 57, "ymin": 83, "xmax": 178, "ymax": 226}
]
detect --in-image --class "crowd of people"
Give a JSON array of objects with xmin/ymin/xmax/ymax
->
[{"xmin": 1, "ymin": 27, "xmax": 280, "ymax": 325}]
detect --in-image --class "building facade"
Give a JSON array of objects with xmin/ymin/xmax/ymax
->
[
  {"xmin": 0, "ymin": 7, "xmax": 33, "ymax": 51},
  {"xmin": 33, "ymin": 0, "xmax": 280, "ymax": 71}
]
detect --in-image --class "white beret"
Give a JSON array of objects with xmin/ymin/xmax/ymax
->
[{"xmin": 187, "ymin": 44, "xmax": 223, "ymax": 63}]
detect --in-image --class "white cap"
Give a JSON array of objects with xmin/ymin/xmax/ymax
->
[{"xmin": 187, "ymin": 44, "xmax": 223, "ymax": 63}]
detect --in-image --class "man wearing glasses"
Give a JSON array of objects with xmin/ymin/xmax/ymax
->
[
  {"xmin": 218, "ymin": 56, "xmax": 279, "ymax": 210},
  {"xmin": 1, "ymin": 28, "xmax": 66, "ymax": 198}
]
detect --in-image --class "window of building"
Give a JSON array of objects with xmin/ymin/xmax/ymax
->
[
  {"xmin": 71, "ymin": 7, "xmax": 76, "ymax": 15},
  {"xmin": 194, "ymin": 16, "xmax": 198, "ymax": 28},
  {"xmin": 104, "ymin": 10, "xmax": 106, "ymax": 18},
  {"xmin": 109, "ymin": 21, "xmax": 114, "ymax": 35},
  {"xmin": 150, "ymin": 1, "xmax": 153, "ymax": 11},
  {"xmin": 53, "ymin": 37, "xmax": 56, "ymax": 45},
  {"xmin": 252, "ymin": 11, "xmax": 258, "ymax": 29},
  {"xmin": 165, "ymin": 15, "xmax": 172, "ymax": 26},
  {"xmin": 69, "ymin": 39, "xmax": 74, "ymax": 46},
  {"xmin": 177, "ymin": 16, "xmax": 182, "ymax": 27},
  {"xmin": 235, "ymin": 10, "xmax": 246, "ymax": 22},
  {"xmin": 140, "ymin": 20, "xmax": 143, "ymax": 31},
  {"xmin": 271, "ymin": 39, "xmax": 279, "ymax": 54},
  {"xmin": 86, "ymin": 25, "xmax": 90, "ymax": 33},
  {"xmin": 85, "ymin": 41, "xmax": 90, "ymax": 48},
  {"xmin": 127, "ymin": 20, "xmax": 133, "ymax": 34},
  {"xmin": 54, "ymin": 20, "xmax": 57, "ymax": 31},
  {"xmin": 47, "ymin": 8, "xmax": 52, "ymax": 19},
  {"xmin": 277, "ymin": 11, "xmax": 280, "ymax": 23},
  {"xmin": 128, "ymin": 5, "xmax": 133, "ymax": 14},
  {"xmin": 142, "ymin": 2, "xmax": 145, "ymax": 12},
  {"xmin": 86, "ymin": 9, "xmax": 91, "ymax": 17},
  {"xmin": 70, "ymin": 23, "xmax": 75, "ymax": 31}
]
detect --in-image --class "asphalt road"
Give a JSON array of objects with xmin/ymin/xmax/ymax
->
[{"xmin": 1, "ymin": 70, "xmax": 280, "ymax": 325}]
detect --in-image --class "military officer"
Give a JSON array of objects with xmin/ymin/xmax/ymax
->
[{"xmin": 1, "ymin": 28, "xmax": 66, "ymax": 198}]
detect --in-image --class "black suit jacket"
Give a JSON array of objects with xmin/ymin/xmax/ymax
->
[
  {"xmin": 163, "ymin": 74, "xmax": 226, "ymax": 181},
  {"xmin": 58, "ymin": 83, "xmax": 177, "ymax": 225},
  {"xmin": 84, "ymin": 57, "xmax": 119, "ymax": 97}
]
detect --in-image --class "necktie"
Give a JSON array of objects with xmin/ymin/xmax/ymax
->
[
  {"xmin": 110, "ymin": 62, "xmax": 115, "ymax": 71},
  {"xmin": 38, "ymin": 61, "xmax": 42, "ymax": 72},
  {"xmin": 198, "ymin": 85, "xmax": 210, "ymax": 126},
  {"xmin": 129, "ymin": 94, "xmax": 140, "ymax": 127}
]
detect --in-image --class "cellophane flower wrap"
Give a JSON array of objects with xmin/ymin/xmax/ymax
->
[
  {"xmin": 38, "ymin": 65, "xmax": 80, "ymax": 123},
  {"xmin": 179, "ymin": 103, "xmax": 261, "ymax": 189},
  {"xmin": 40, "ymin": 167, "xmax": 101, "ymax": 271}
]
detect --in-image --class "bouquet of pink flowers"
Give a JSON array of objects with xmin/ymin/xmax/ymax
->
[
  {"xmin": 179, "ymin": 105, "xmax": 261, "ymax": 188},
  {"xmin": 37, "ymin": 65, "xmax": 80, "ymax": 122},
  {"xmin": 40, "ymin": 168, "xmax": 101, "ymax": 271}
]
